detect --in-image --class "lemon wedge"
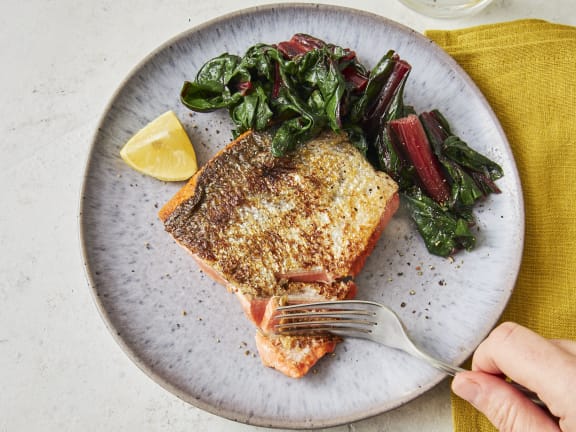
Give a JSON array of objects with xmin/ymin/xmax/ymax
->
[{"xmin": 120, "ymin": 110, "xmax": 198, "ymax": 181}]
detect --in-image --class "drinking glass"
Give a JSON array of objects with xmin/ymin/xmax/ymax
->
[{"xmin": 398, "ymin": 0, "xmax": 494, "ymax": 18}]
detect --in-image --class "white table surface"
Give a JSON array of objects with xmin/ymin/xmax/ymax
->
[{"xmin": 1, "ymin": 1, "xmax": 574, "ymax": 431}]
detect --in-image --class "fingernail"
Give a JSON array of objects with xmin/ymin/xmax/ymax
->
[{"xmin": 452, "ymin": 374, "xmax": 481, "ymax": 407}]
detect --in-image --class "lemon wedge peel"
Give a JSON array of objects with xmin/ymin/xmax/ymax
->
[{"xmin": 120, "ymin": 110, "xmax": 198, "ymax": 182}]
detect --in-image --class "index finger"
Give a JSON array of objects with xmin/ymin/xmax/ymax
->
[{"xmin": 472, "ymin": 322, "xmax": 576, "ymax": 414}]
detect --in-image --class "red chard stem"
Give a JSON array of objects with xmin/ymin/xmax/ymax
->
[{"xmin": 389, "ymin": 114, "xmax": 451, "ymax": 204}]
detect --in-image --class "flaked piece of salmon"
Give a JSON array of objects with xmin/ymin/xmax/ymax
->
[
  {"xmin": 255, "ymin": 331, "xmax": 340, "ymax": 378},
  {"xmin": 257, "ymin": 280, "xmax": 357, "ymax": 332},
  {"xmin": 159, "ymin": 130, "xmax": 399, "ymax": 377},
  {"xmin": 254, "ymin": 283, "xmax": 353, "ymax": 378}
]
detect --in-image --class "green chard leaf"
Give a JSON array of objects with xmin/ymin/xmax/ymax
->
[
  {"xmin": 344, "ymin": 125, "xmax": 368, "ymax": 155},
  {"xmin": 180, "ymin": 80, "xmax": 237, "ymax": 112},
  {"xmin": 403, "ymin": 189, "xmax": 476, "ymax": 257},
  {"xmin": 440, "ymin": 158, "xmax": 484, "ymax": 207},
  {"xmin": 238, "ymin": 44, "xmax": 277, "ymax": 81},
  {"xmin": 370, "ymin": 59, "xmax": 414, "ymax": 187},
  {"xmin": 230, "ymin": 85, "xmax": 273, "ymax": 134},
  {"xmin": 196, "ymin": 53, "xmax": 243, "ymax": 85},
  {"xmin": 350, "ymin": 50, "xmax": 396, "ymax": 123},
  {"xmin": 442, "ymin": 135, "xmax": 504, "ymax": 181},
  {"xmin": 271, "ymin": 117, "xmax": 313, "ymax": 157},
  {"xmin": 180, "ymin": 54, "xmax": 244, "ymax": 112},
  {"xmin": 295, "ymin": 48, "xmax": 346, "ymax": 131},
  {"xmin": 374, "ymin": 126, "xmax": 415, "ymax": 190}
]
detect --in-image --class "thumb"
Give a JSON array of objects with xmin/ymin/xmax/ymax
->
[{"xmin": 452, "ymin": 371, "xmax": 559, "ymax": 432}]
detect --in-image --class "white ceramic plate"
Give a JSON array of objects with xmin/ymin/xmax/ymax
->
[{"xmin": 80, "ymin": 4, "xmax": 524, "ymax": 429}]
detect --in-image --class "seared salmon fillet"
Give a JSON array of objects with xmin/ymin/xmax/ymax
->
[{"xmin": 159, "ymin": 130, "xmax": 399, "ymax": 377}]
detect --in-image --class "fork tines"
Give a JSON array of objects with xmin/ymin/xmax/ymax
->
[{"xmin": 274, "ymin": 300, "xmax": 379, "ymax": 336}]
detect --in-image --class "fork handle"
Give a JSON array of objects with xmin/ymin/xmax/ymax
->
[{"xmin": 417, "ymin": 352, "xmax": 546, "ymax": 409}]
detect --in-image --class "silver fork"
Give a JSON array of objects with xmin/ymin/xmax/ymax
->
[{"xmin": 275, "ymin": 300, "xmax": 545, "ymax": 408}]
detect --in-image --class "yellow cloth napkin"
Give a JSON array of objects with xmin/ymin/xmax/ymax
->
[{"xmin": 426, "ymin": 19, "xmax": 576, "ymax": 431}]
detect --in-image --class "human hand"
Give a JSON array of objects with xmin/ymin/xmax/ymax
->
[{"xmin": 452, "ymin": 322, "xmax": 576, "ymax": 431}]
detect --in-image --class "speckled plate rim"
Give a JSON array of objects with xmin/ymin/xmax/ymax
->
[{"xmin": 79, "ymin": 3, "xmax": 525, "ymax": 429}]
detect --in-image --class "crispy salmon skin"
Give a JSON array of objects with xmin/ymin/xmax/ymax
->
[{"xmin": 159, "ymin": 130, "xmax": 399, "ymax": 377}]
